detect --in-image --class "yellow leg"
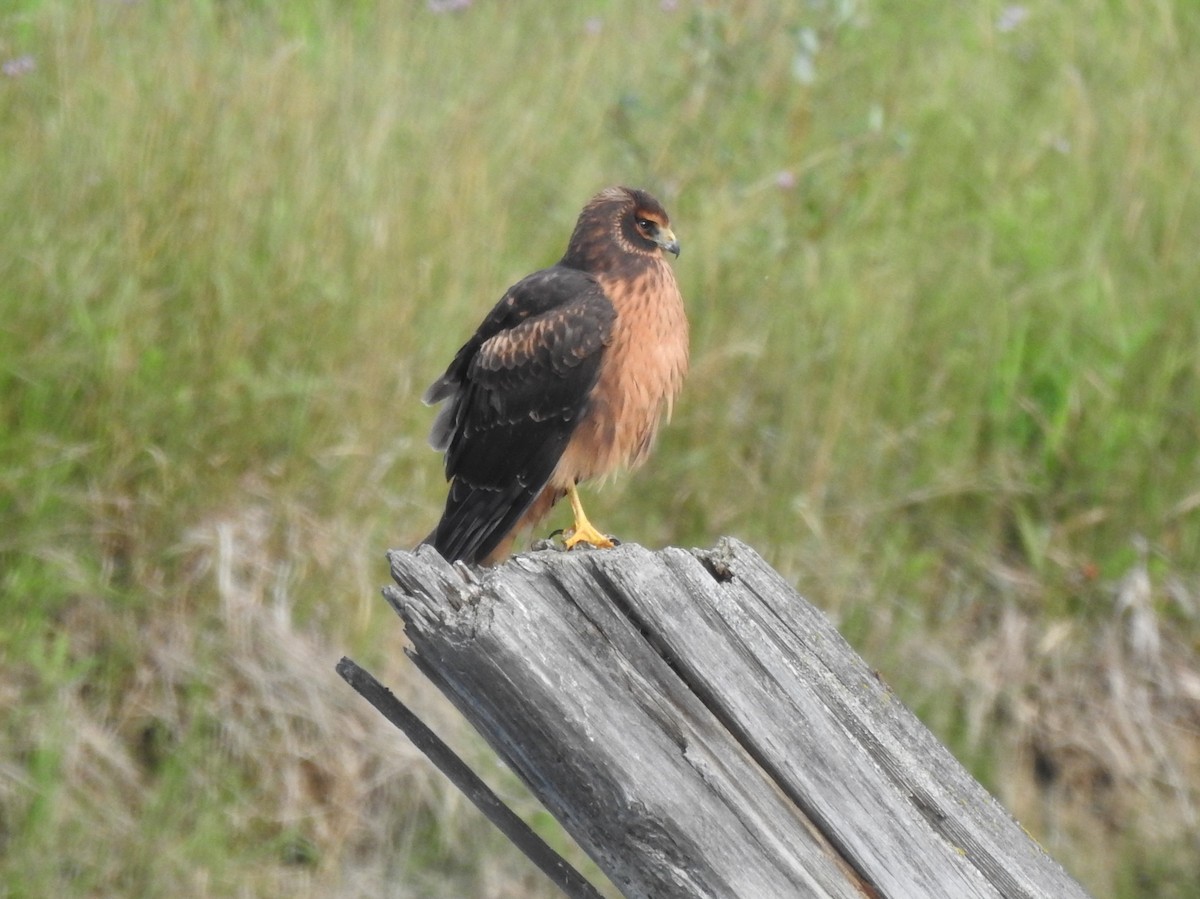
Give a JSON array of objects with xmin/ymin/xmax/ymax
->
[{"xmin": 563, "ymin": 483, "xmax": 615, "ymax": 551}]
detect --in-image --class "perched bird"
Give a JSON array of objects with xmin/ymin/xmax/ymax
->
[{"xmin": 421, "ymin": 186, "xmax": 689, "ymax": 565}]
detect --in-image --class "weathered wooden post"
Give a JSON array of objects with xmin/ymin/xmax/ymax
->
[{"xmin": 340, "ymin": 538, "xmax": 1093, "ymax": 899}]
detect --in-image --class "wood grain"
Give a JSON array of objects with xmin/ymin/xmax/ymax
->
[{"xmin": 375, "ymin": 539, "xmax": 1092, "ymax": 899}]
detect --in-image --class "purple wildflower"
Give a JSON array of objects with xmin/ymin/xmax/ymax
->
[
  {"xmin": 427, "ymin": 0, "xmax": 472, "ymax": 13},
  {"xmin": 997, "ymin": 6, "xmax": 1029, "ymax": 33},
  {"xmin": 1, "ymin": 55, "xmax": 35, "ymax": 78}
]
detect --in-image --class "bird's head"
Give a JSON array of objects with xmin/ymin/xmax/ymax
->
[{"xmin": 563, "ymin": 186, "xmax": 681, "ymax": 272}]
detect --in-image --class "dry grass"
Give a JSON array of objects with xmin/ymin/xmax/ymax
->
[
  {"xmin": 892, "ymin": 550, "xmax": 1200, "ymax": 895},
  {"xmin": 2, "ymin": 502, "xmax": 605, "ymax": 898}
]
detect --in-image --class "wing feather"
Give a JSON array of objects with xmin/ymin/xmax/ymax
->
[{"xmin": 423, "ymin": 266, "xmax": 615, "ymax": 563}]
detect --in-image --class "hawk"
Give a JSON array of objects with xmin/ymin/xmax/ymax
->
[{"xmin": 421, "ymin": 186, "xmax": 689, "ymax": 565}]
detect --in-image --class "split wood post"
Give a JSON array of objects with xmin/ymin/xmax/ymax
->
[{"xmin": 360, "ymin": 538, "xmax": 1093, "ymax": 899}]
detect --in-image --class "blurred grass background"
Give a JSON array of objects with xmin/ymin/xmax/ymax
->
[{"xmin": 2, "ymin": 0, "xmax": 1198, "ymax": 896}]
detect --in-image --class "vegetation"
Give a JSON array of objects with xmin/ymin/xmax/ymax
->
[{"xmin": 2, "ymin": 1, "xmax": 1198, "ymax": 896}]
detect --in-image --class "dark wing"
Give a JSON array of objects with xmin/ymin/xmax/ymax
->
[{"xmin": 423, "ymin": 266, "xmax": 616, "ymax": 563}]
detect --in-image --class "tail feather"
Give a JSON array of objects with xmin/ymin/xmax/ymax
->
[{"xmin": 421, "ymin": 478, "xmax": 541, "ymax": 565}]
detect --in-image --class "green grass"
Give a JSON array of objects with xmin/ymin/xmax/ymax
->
[{"xmin": 2, "ymin": 1, "xmax": 1199, "ymax": 896}]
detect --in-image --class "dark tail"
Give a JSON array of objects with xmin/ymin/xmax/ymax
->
[{"xmin": 420, "ymin": 478, "xmax": 542, "ymax": 565}]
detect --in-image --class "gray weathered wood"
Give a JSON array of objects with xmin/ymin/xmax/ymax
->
[
  {"xmin": 335, "ymin": 657, "xmax": 605, "ymax": 899},
  {"xmin": 382, "ymin": 538, "xmax": 1092, "ymax": 899}
]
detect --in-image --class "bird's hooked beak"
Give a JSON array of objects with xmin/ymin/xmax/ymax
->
[{"xmin": 656, "ymin": 226, "xmax": 681, "ymax": 258}]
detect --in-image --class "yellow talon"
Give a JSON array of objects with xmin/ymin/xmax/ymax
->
[{"xmin": 563, "ymin": 484, "xmax": 616, "ymax": 550}]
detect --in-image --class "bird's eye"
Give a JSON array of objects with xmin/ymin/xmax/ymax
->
[{"xmin": 636, "ymin": 218, "xmax": 655, "ymax": 232}]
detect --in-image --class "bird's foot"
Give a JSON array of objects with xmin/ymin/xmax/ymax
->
[
  {"xmin": 561, "ymin": 483, "xmax": 619, "ymax": 551},
  {"xmin": 563, "ymin": 522, "xmax": 618, "ymax": 551}
]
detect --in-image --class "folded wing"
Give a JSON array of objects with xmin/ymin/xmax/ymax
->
[{"xmin": 423, "ymin": 267, "xmax": 616, "ymax": 563}]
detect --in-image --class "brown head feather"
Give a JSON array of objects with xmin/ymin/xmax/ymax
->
[{"xmin": 560, "ymin": 186, "xmax": 677, "ymax": 274}]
